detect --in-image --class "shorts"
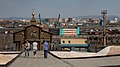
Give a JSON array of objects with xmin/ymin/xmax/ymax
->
[{"xmin": 33, "ymin": 49, "xmax": 37, "ymax": 55}]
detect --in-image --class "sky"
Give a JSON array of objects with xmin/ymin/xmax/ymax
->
[{"xmin": 0, "ymin": 0, "xmax": 120, "ymax": 18}]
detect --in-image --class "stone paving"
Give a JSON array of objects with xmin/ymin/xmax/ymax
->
[
  {"xmin": 8, "ymin": 51, "xmax": 70, "ymax": 67},
  {"xmin": 8, "ymin": 51, "xmax": 120, "ymax": 67},
  {"xmin": 63, "ymin": 56, "xmax": 120, "ymax": 67},
  {"xmin": 50, "ymin": 46, "xmax": 120, "ymax": 59},
  {"xmin": 50, "ymin": 51, "xmax": 97, "ymax": 59},
  {"xmin": 0, "ymin": 54, "xmax": 18, "ymax": 65},
  {"xmin": 0, "ymin": 51, "xmax": 20, "ymax": 66}
]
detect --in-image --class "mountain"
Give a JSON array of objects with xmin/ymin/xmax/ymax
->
[
  {"xmin": 74, "ymin": 15, "xmax": 101, "ymax": 19},
  {"xmin": 74, "ymin": 15, "xmax": 120, "ymax": 21},
  {"xmin": 1, "ymin": 15, "xmax": 120, "ymax": 21},
  {"xmin": 0, "ymin": 17, "xmax": 31, "ymax": 20}
]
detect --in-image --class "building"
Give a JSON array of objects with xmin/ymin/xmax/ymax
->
[
  {"xmin": 59, "ymin": 37, "xmax": 89, "ymax": 51},
  {"xmin": 60, "ymin": 27, "xmax": 80, "ymax": 36},
  {"xmin": 13, "ymin": 12, "xmax": 52, "ymax": 51}
]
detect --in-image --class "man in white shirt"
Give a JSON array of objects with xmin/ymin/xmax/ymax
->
[{"xmin": 33, "ymin": 41, "xmax": 38, "ymax": 58}]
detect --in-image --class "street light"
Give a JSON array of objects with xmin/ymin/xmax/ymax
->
[{"xmin": 101, "ymin": 10, "xmax": 107, "ymax": 46}]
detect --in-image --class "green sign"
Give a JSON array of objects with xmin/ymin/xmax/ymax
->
[{"xmin": 60, "ymin": 28, "xmax": 64, "ymax": 36}]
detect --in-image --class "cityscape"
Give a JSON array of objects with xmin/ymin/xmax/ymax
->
[
  {"xmin": 0, "ymin": 0, "xmax": 120, "ymax": 67},
  {"xmin": 0, "ymin": 12, "xmax": 120, "ymax": 50}
]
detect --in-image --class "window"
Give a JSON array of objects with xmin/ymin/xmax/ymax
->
[
  {"xmin": 62, "ymin": 41, "xmax": 65, "ymax": 43},
  {"xmin": 68, "ymin": 41, "xmax": 71, "ymax": 43},
  {"xmin": 30, "ymin": 30, "xmax": 36, "ymax": 38}
]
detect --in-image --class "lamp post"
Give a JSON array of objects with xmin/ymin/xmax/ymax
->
[
  {"xmin": 4, "ymin": 31, "xmax": 9, "ymax": 50},
  {"xmin": 101, "ymin": 10, "xmax": 107, "ymax": 46}
]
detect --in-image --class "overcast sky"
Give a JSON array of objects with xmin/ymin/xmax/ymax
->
[{"xmin": 0, "ymin": 0, "xmax": 120, "ymax": 18}]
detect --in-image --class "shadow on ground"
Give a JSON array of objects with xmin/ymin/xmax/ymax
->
[
  {"xmin": 19, "ymin": 56, "xmax": 43, "ymax": 59},
  {"xmin": 99, "ymin": 65, "xmax": 120, "ymax": 67}
]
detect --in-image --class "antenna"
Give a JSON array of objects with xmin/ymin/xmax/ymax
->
[
  {"xmin": 57, "ymin": 14, "xmax": 60, "ymax": 24},
  {"xmin": 39, "ymin": 14, "xmax": 41, "ymax": 25}
]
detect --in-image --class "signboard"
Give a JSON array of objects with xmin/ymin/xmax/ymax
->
[{"xmin": 59, "ymin": 27, "xmax": 80, "ymax": 36}]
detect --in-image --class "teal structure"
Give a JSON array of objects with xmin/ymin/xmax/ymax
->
[
  {"xmin": 59, "ymin": 44, "xmax": 90, "ymax": 51},
  {"xmin": 60, "ymin": 28, "xmax": 64, "ymax": 36}
]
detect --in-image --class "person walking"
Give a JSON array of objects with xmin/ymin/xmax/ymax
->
[
  {"xmin": 33, "ymin": 41, "xmax": 38, "ymax": 58},
  {"xmin": 43, "ymin": 40, "xmax": 48, "ymax": 58},
  {"xmin": 24, "ymin": 40, "xmax": 30, "ymax": 57}
]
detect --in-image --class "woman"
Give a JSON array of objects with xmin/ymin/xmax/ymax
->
[
  {"xmin": 33, "ymin": 41, "xmax": 38, "ymax": 58},
  {"xmin": 25, "ymin": 40, "xmax": 30, "ymax": 57}
]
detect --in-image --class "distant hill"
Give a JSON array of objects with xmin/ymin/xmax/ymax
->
[
  {"xmin": 74, "ymin": 15, "xmax": 120, "ymax": 21},
  {"xmin": 0, "ymin": 17, "xmax": 31, "ymax": 20},
  {"xmin": 74, "ymin": 15, "xmax": 101, "ymax": 19},
  {"xmin": 1, "ymin": 15, "xmax": 120, "ymax": 21}
]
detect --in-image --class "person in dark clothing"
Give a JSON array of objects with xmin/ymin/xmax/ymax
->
[
  {"xmin": 24, "ymin": 40, "xmax": 30, "ymax": 57},
  {"xmin": 43, "ymin": 41, "xmax": 48, "ymax": 58}
]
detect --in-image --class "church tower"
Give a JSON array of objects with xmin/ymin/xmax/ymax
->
[{"xmin": 30, "ymin": 9, "xmax": 37, "ymax": 25}]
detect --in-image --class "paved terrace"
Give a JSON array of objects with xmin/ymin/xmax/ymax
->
[
  {"xmin": 0, "ymin": 46, "xmax": 120, "ymax": 67},
  {"xmin": 8, "ymin": 51, "xmax": 70, "ymax": 67},
  {"xmin": 0, "ymin": 51, "xmax": 21, "ymax": 66},
  {"xmin": 50, "ymin": 46, "xmax": 120, "ymax": 59},
  {"xmin": 8, "ymin": 51, "xmax": 120, "ymax": 67}
]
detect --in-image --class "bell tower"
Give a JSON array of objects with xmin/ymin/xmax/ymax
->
[{"xmin": 30, "ymin": 9, "xmax": 37, "ymax": 25}]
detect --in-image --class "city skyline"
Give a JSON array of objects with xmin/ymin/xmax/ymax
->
[{"xmin": 0, "ymin": 0, "xmax": 120, "ymax": 18}]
